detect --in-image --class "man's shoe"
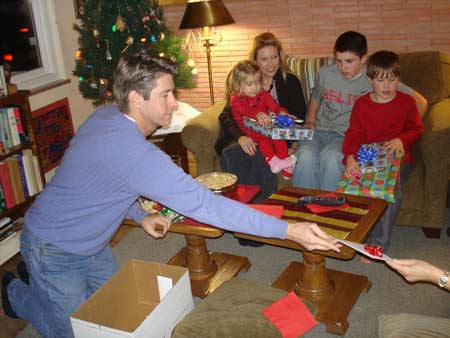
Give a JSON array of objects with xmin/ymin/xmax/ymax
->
[
  {"xmin": 1, "ymin": 272, "xmax": 18, "ymax": 318},
  {"xmin": 17, "ymin": 261, "xmax": 29, "ymax": 285}
]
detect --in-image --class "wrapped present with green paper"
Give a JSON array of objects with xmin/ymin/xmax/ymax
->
[
  {"xmin": 139, "ymin": 198, "xmax": 185, "ymax": 223},
  {"xmin": 336, "ymin": 143, "xmax": 402, "ymax": 203}
]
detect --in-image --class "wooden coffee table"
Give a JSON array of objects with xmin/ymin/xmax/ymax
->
[
  {"xmin": 123, "ymin": 184, "xmax": 260, "ymax": 298},
  {"xmin": 234, "ymin": 186, "xmax": 387, "ymax": 335}
]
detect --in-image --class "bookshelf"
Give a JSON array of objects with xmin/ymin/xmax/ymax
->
[{"xmin": 0, "ymin": 90, "xmax": 45, "ymax": 264}]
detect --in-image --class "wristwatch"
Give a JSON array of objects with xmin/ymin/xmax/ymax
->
[{"xmin": 438, "ymin": 271, "xmax": 449, "ymax": 287}]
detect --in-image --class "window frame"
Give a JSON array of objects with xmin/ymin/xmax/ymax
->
[{"xmin": 11, "ymin": 0, "xmax": 67, "ymax": 91}]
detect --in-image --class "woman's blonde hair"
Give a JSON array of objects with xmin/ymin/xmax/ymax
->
[
  {"xmin": 249, "ymin": 32, "xmax": 290, "ymax": 80},
  {"xmin": 225, "ymin": 60, "xmax": 261, "ymax": 104}
]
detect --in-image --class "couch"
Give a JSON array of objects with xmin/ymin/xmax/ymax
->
[{"xmin": 181, "ymin": 51, "xmax": 450, "ymax": 235}]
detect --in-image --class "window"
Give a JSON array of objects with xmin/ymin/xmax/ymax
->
[{"xmin": 1, "ymin": 0, "xmax": 67, "ymax": 91}]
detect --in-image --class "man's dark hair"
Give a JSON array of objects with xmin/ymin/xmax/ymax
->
[
  {"xmin": 113, "ymin": 53, "xmax": 178, "ymax": 113},
  {"xmin": 367, "ymin": 50, "xmax": 400, "ymax": 79},
  {"xmin": 334, "ymin": 31, "xmax": 368, "ymax": 57}
]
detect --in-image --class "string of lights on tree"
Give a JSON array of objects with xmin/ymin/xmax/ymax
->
[{"xmin": 73, "ymin": 0, "xmax": 195, "ymax": 106}]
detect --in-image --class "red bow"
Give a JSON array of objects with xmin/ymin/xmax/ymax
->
[{"xmin": 364, "ymin": 244, "xmax": 383, "ymax": 257}]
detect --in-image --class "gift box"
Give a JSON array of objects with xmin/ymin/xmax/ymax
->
[
  {"xmin": 243, "ymin": 117, "xmax": 314, "ymax": 140},
  {"xmin": 336, "ymin": 159, "xmax": 400, "ymax": 203},
  {"xmin": 139, "ymin": 198, "xmax": 185, "ymax": 223},
  {"xmin": 357, "ymin": 142, "xmax": 389, "ymax": 174}
]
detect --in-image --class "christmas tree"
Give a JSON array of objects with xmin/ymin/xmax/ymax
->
[{"xmin": 73, "ymin": 0, "xmax": 194, "ymax": 106}]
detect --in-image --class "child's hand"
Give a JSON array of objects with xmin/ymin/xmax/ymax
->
[
  {"xmin": 344, "ymin": 155, "xmax": 361, "ymax": 179},
  {"xmin": 256, "ymin": 112, "xmax": 272, "ymax": 127},
  {"xmin": 141, "ymin": 214, "xmax": 171, "ymax": 239},
  {"xmin": 385, "ymin": 138, "xmax": 404, "ymax": 158},
  {"xmin": 238, "ymin": 135, "xmax": 257, "ymax": 156}
]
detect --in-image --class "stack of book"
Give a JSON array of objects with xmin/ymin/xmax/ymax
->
[
  {"xmin": 0, "ymin": 216, "xmax": 22, "ymax": 265},
  {"xmin": 0, "ymin": 104, "xmax": 29, "ymax": 154},
  {"xmin": 0, "ymin": 149, "xmax": 44, "ymax": 211}
]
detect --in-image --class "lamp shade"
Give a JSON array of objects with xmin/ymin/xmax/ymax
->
[{"xmin": 179, "ymin": 0, "xmax": 235, "ymax": 30}]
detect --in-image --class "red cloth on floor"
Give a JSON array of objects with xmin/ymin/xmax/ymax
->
[{"xmin": 262, "ymin": 292, "xmax": 317, "ymax": 338}]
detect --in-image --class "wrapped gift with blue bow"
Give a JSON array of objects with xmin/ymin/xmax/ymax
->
[{"xmin": 243, "ymin": 115, "xmax": 314, "ymax": 140}]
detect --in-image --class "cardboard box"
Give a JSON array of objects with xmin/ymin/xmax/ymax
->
[
  {"xmin": 71, "ymin": 259, "xmax": 194, "ymax": 338},
  {"xmin": 243, "ymin": 117, "xmax": 314, "ymax": 140}
]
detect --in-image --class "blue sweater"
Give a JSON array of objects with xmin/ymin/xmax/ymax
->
[{"xmin": 25, "ymin": 106, "xmax": 288, "ymax": 255}]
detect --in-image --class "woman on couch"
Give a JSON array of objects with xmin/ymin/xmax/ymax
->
[{"xmin": 215, "ymin": 32, "xmax": 307, "ymax": 204}]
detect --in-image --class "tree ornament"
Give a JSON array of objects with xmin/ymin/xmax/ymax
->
[
  {"xmin": 105, "ymin": 40, "xmax": 112, "ymax": 60},
  {"xmin": 121, "ymin": 36, "xmax": 134, "ymax": 53},
  {"xmin": 142, "ymin": 12, "xmax": 150, "ymax": 23},
  {"xmin": 115, "ymin": 15, "xmax": 126, "ymax": 32},
  {"xmin": 158, "ymin": 32, "xmax": 165, "ymax": 41},
  {"xmin": 90, "ymin": 69, "xmax": 97, "ymax": 88},
  {"xmin": 187, "ymin": 59, "xmax": 195, "ymax": 67},
  {"xmin": 191, "ymin": 68, "xmax": 199, "ymax": 75},
  {"xmin": 150, "ymin": 35, "xmax": 157, "ymax": 43},
  {"xmin": 93, "ymin": 26, "xmax": 99, "ymax": 37}
]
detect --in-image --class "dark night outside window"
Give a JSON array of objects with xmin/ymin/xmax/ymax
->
[{"xmin": 0, "ymin": 0, "xmax": 42, "ymax": 75}]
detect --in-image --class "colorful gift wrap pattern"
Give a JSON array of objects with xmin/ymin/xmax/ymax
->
[
  {"xmin": 243, "ymin": 117, "xmax": 314, "ymax": 140},
  {"xmin": 139, "ymin": 198, "xmax": 186, "ymax": 223},
  {"xmin": 336, "ymin": 161, "xmax": 400, "ymax": 203},
  {"xmin": 357, "ymin": 142, "xmax": 389, "ymax": 174},
  {"xmin": 265, "ymin": 190, "xmax": 370, "ymax": 240}
]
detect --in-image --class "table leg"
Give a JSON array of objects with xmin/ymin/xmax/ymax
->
[
  {"xmin": 167, "ymin": 234, "xmax": 251, "ymax": 298},
  {"xmin": 272, "ymin": 252, "xmax": 371, "ymax": 336}
]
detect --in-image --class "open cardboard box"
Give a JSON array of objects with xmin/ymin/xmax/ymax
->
[{"xmin": 70, "ymin": 259, "xmax": 194, "ymax": 338}]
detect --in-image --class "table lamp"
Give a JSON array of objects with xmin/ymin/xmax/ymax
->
[{"xmin": 179, "ymin": 0, "xmax": 235, "ymax": 105}]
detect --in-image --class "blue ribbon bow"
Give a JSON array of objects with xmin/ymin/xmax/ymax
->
[{"xmin": 274, "ymin": 115, "xmax": 295, "ymax": 127}]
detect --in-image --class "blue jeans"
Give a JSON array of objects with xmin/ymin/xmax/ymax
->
[
  {"xmin": 292, "ymin": 130, "xmax": 344, "ymax": 192},
  {"xmin": 366, "ymin": 162, "xmax": 411, "ymax": 251},
  {"xmin": 8, "ymin": 226, "xmax": 119, "ymax": 338}
]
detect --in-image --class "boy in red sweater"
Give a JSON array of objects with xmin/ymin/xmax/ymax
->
[{"xmin": 342, "ymin": 51, "xmax": 424, "ymax": 262}]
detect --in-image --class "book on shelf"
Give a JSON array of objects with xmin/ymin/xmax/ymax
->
[
  {"xmin": 0, "ymin": 184, "xmax": 5, "ymax": 212},
  {"xmin": 13, "ymin": 107, "xmax": 27, "ymax": 144},
  {"xmin": 5, "ymin": 156, "xmax": 26, "ymax": 204},
  {"xmin": 5, "ymin": 106, "xmax": 21, "ymax": 147},
  {"xmin": 0, "ymin": 161, "xmax": 15, "ymax": 209},
  {"xmin": 32, "ymin": 155, "xmax": 44, "ymax": 193},
  {"xmin": 0, "ymin": 107, "xmax": 12, "ymax": 149},
  {"xmin": 0, "ymin": 65, "xmax": 7, "ymax": 97},
  {"xmin": 13, "ymin": 153, "xmax": 29, "ymax": 199},
  {"xmin": 22, "ymin": 149, "xmax": 39, "ymax": 196}
]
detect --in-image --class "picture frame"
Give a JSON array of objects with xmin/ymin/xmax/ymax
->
[
  {"xmin": 32, "ymin": 98, "xmax": 75, "ymax": 173},
  {"xmin": 74, "ymin": 0, "xmax": 86, "ymax": 19}
]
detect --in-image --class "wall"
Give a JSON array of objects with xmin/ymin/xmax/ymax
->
[
  {"xmin": 27, "ymin": 0, "xmax": 450, "ymax": 139},
  {"xmin": 163, "ymin": 0, "xmax": 450, "ymax": 112}
]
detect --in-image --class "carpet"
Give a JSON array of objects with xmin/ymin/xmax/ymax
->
[{"xmin": 17, "ymin": 209, "xmax": 450, "ymax": 338}]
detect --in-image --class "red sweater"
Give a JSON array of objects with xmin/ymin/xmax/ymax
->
[
  {"xmin": 342, "ymin": 91, "xmax": 424, "ymax": 164},
  {"xmin": 230, "ymin": 90, "xmax": 286, "ymax": 134}
]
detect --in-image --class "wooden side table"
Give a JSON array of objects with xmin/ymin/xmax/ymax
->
[
  {"xmin": 234, "ymin": 186, "xmax": 387, "ymax": 335},
  {"xmin": 124, "ymin": 184, "xmax": 261, "ymax": 298},
  {"xmin": 148, "ymin": 132, "xmax": 190, "ymax": 174}
]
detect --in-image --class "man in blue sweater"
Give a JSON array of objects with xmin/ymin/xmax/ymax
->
[{"xmin": 2, "ymin": 54, "xmax": 340, "ymax": 338}]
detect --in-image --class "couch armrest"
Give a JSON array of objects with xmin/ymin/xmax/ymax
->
[{"xmin": 181, "ymin": 100, "xmax": 226, "ymax": 176}]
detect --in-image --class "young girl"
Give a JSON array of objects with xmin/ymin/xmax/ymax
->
[{"xmin": 226, "ymin": 60, "xmax": 296, "ymax": 178}]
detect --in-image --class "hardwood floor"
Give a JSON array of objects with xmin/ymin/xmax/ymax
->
[{"xmin": 0, "ymin": 223, "xmax": 136, "ymax": 338}]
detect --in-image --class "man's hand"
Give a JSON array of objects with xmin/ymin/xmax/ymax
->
[
  {"xmin": 141, "ymin": 214, "xmax": 171, "ymax": 239},
  {"xmin": 384, "ymin": 138, "xmax": 404, "ymax": 158},
  {"xmin": 344, "ymin": 155, "xmax": 360, "ymax": 179},
  {"xmin": 286, "ymin": 222, "xmax": 341, "ymax": 252},
  {"xmin": 303, "ymin": 120, "xmax": 315, "ymax": 130},
  {"xmin": 238, "ymin": 135, "xmax": 257, "ymax": 156}
]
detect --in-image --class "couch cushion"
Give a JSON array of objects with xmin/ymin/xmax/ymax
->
[
  {"xmin": 427, "ymin": 98, "xmax": 450, "ymax": 131},
  {"xmin": 287, "ymin": 56, "xmax": 334, "ymax": 102},
  {"xmin": 379, "ymin": 313, "xmax": 450, "ymax": 338},
  {"xmin": 399, "ymin": 51, "xmax": 446, "ymax": 105}
]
